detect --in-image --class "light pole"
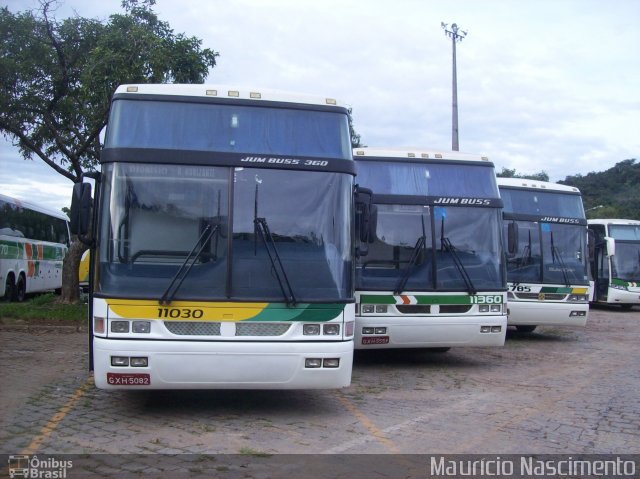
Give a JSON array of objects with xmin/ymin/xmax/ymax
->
[{"xmin": 441, "ymin": 22, "xmax": 467, "ymax": 151}]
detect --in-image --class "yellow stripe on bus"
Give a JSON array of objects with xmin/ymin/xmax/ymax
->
[{"xmin": 106, "ymin": 299, "xmax": 269, "ymax": 321}]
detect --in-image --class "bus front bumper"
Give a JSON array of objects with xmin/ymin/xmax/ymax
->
[
  {"xmin": 355, "ymin": 315, "xmax": 507, "ymax": 349},
  {"xmin": 93, "ymin": 337, "xmax": 353, "ymax": 390},
  {"xmin": 507, "ymin": 301, "xmax": 588, "ymax": 327}
]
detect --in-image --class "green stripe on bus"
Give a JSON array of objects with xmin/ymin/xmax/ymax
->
[
  {"xmin": 360, "ymin": 294, "xmax": 479, "ymax": 305},
  {"xmin": 245, "ymin": 303, "xmax": 346, "ymax": 322}
]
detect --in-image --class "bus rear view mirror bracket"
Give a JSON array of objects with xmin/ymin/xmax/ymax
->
[
  {"xmin": 507, "ymin": 221, "xmax": 519, "ymax": 257},
  {"xmin": 70, "ymin": 182, "xmax": 92, "ymax": 244},
  {"xmin": 605, "ymin": 236, "xmax": 615, "ymax": 257}
]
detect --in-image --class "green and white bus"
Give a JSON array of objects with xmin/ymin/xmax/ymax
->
[
  {"xmin": 497, "ymin": 178, "xmax": 589, "ymax": 331},
  {"xmin": 588, "ymin": 219, "xmax": 640, "ymax": 309},
  {"xmin": 71, "ymin": 84, "xmax": 356, "ymax": 389},
  {"xmin": 1, "ymin": 193, "xmax": 70, "ymax": 301},
  {"xmin": 353, "ymin": 148, "xmax": 507, "ymax": 350}
]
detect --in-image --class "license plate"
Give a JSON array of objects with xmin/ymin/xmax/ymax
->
[
  {"xmin": 107, "ymin": 373, "xmax": 151, "ymax": 386},
  {"xmin": 362, "ymin": 336, "xmax": 389, "ymax": 345}
]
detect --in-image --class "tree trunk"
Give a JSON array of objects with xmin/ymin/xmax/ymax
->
[{"xmin": 61, "ymin": 238, "xmax": 89, "ymax": 304}]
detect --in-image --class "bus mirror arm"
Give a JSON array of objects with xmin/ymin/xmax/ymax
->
[
  {"xmin": 70, "ymin": 182, "xmax": 92, "ymax": 244},
  {"xmin": 605, "ymin": 237, "xmax": 615, "ymax": 257}
]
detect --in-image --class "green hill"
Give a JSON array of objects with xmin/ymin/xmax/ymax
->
[{"xmin": 558, "ymin": 159, "xmax": 640, "ymax": 220}]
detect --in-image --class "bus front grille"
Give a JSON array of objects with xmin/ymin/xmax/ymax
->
[
  {"xmin": 235, "ymin": 323, "xmax": 291, "ymax": 336},
  {"xmin": 164, "ymin": 321, "xmax": 221, "ymax": 336},
  {"xmin": 515, "ymin": 293, "xmax": 566, "ymax": 301}
]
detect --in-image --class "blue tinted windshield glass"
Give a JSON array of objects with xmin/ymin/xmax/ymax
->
[
  {"xmin": 355, "ymin": 161, "xmax": 499, "ymax": 197},
  {"xmin": 106, "ymin": 99, "xmax": 351, "ymax": 159},
  {"xmin": 500, "ymin": 188, "xmax": 584, "ymax": 218}
]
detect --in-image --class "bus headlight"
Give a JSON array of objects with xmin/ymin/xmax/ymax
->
[
  {"xmin": 375, "ymin": 305, "xmax": 388, "ymax": 313},
  {"xmin": 490, "ymin": 305, "xmax": 501, "ymax": 313},
  {"xmin": 323, "ymin": 324, "xmax": 340, "ymax": 335},
  {"xmin": 111, "ymin": 321, "xmax": 129, "ymax": 333},
  {"xmin": 479, "ymin": 305, "xmax": 490, "ymax": 313},
  {"xmin": 568, "ymin": 294, "xmax": 589, "ymax": 302},
  {"xmin": 132, "ymin": 321, "xmax": 151, "ymax": 333},
  {"xmin": 362, "ymin": 305, "xmax": 375, "ymax": 314},
  {"xmin": 303, "ymin": 324, "xmax": 321, "ymax": 335}
]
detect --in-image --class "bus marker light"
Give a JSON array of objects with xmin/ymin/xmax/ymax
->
[
  {"xmin": 228, "ymin": 90, "xmax": 240, "ymax": 97},
  {"xmin": 323, "ymin": 324, "xmax": 340, "ymax": 335},
  {"xmin": 126, "ymin": 86, "xmax": 138, "ymax": 92},
  {"xmin": 130, "ymin": 357, "xmax": 149, "ymax": 367},
  {"xmin": 345, "ymin": 321, "xmax": 355, "ymax": 336},
  {"xmin": 111, "ymin": 356, "xmax": 129, "ymax": 367},
  {"xmin": 94, "ymin": 317, "xmax": 105, "ymax": 334},
  {"xmin": 491, "ymin": 326, "xmax": 502, "ymax": 333},
  {"xmin": 480, "ymin": 326, "xmax": 491, "ymax": 333},
  {"xmin": 111, "ymin": 321, "xmax": 129, "ymax": 333},
  {"xmin": 250, "ymin": 92, "xmax": 261, "ymax": 99},
  {"xmin": 132, "ymin": 321, "xmax": 151, "ymax": 333},
  {"xmin": 323, "ymin": 358, "xmax": 340, "ymax": 368},
  {"xmin": 325, "ymin": 98, "xmax": 337, "ymax": 105},
  {"xmin": 305, "ymin": 358, "xmax": 322, "ymax": 368},
  {"xmin": 206, "ymin": 89, "xmax": 218, "ymax": 96},
  {"xmin": 303, "ymin": 324, "xmax": 321, "ymax": 335}
]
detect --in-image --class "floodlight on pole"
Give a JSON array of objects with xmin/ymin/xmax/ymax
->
[{"xmin": 441, "ymin": 22, "xmax": 467, "ymax": 151}]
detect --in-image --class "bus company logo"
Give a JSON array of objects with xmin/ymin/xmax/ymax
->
[
  {"xmin": 539, "ymin": 216, "xmax": 581, "ymax": 224},
  {"xmin": 433, "ymin": 197, "xmax": 491, "ymax": 206},
  {"xmin": 538, "ymin": 292, "xmax": 546, "ymax": 301},
  {"xmin": 7, "ymin": 455, "xmax": 72, "ymax": 478}
]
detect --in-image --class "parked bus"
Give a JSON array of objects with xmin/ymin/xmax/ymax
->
[
  {"xmin": 353, "ymin": 148, "xmax": 507, "ymax": 350},
  {"xmin": 497, "ymin": 178, "xmax": 589, "ymax": 331},
  {"xmin": 71, "ymin": 84, "xmax": 356, "ymax": 389},
  {"xmin": 588, "ymin": 219, "xmax": 640, "ymax": 309},
  {"xmin": 1, "ymin": 193, "xmax": 70, "ymax": 301}
]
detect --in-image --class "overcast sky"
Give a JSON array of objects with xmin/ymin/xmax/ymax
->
[{"xmin": 2, "ymin": 0, "xmax": 639, "ymax": 211}]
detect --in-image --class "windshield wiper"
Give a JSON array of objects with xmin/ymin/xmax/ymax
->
[
  {"xmin": 159, "ymin": 223, "xmax": 220, "ymax": 306},
  {"xmin": 520, "ymin": 230, "xmax": 533, "ymax": 266},
  {"xmin": 394, "ymin": 236, "xmax": 426, "ymax": 295},
  {"xmin": 253, "ymin": 183, "xmax": 296, "ymax": 306},
  {"xmin": 254, "ymin": 217, "xmax": 297, "ymax": 306},
  {"xmin": 441, "ymin": 237, "xmax": 478, "ymax": 295},
  {"xmin": 550, "ymin": 231, "xmax": 571, "ymax": 287}
]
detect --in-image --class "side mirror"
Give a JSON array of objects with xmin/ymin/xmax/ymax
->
[
  {"xmin": 70, "ymin": 182, "xmax": 92, "ymax": 236},
  {"xmin": 355, "ymin": 186, "xmax": 377, "ymax": 243},
  {"xmin": 605, "ymin": 237, "xmax": 615, "ymax": 257},
  {"xmin": 507, "ymin": 222, "xmax": 519, "ymax": 256}
]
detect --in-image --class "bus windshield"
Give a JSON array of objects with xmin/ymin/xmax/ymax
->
[
  {"xmin": 500, "ymin": 189, "xmax": 585, "ymax": 217},
  {"xmin": 97, "ymin": 163, "xmax": 353, "ymax": 302},
  {"xmin": 609, "ymin": 225, "xmax": 640, "ymax": 282},
  {"xmin": 106, "ymin": 99, "xmax": 352, "ymax": 160},
  {"xmin": 356, "ymin": 204, "xmax": 503, "ymax": 292},
  {"xmin": 505, "ymin": 221, "xmax": 588, "ymax": 285},
  {"xmin": 355, "ymin": 161, "xmax": 499, "ymax": 197}
]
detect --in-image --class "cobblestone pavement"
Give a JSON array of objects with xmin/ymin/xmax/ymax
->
[{"xmin": 1, "ymin": 306, "xmax": 638, "ymax": 477}]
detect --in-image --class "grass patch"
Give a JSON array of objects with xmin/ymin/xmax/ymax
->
[{"xmin": 0, "ymin": 293, "xmax": 86, "ymax": 325}]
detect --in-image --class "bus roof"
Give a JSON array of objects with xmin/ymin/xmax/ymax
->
[
  {"xmin": 588, "ymin": 218, "xmax": 640, "ymax": 226},
  {"xmin": 496, "ymin": 177, "xmax": 581, "ymax": 194},
  {"xmin": 0, "ymin": 192, "xmax": 69, "ymax": 221},
  {"xmin": 353, "ymin": 147, "xmax": 490, "ymax": 163},
  {"xmin": 113, "ymin": 84, "xmax": 346, "ymax": 109}
]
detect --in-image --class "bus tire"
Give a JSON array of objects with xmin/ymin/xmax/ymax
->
[
  {"xmin": 3, "ymin": 275, "xmax": 15, "ymax": 302},
  {"xmin": 15, "ymin": 275, "xmax": 26, "ymax": 302},
  {"xmin": 515, "ymin": 325, "xmax": 537, "ymax": 333}
]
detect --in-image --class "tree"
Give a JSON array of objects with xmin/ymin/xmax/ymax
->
[
  {"xmin": 0, "ymin": 0, "xmax": 218, "ymax": 302},
  {"xmin": 496, "ymin": 167, "xmax": 549, "ymax": 182}
]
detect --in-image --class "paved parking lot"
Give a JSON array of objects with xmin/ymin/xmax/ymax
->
[{"xmin": 1, "ymin": 306, "xmax": 638, "ymax": 477}]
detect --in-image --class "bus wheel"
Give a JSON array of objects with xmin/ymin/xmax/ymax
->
[
  {"xmin": 516, "ymin": 325, "xmax": 537, "ymax": 333},
  {"xmin": 3, "ymin": 276, "xmax": 15, "ymax": 302},
  {"xmin": 15, "ymin": 275, "xmax": 26, "ymax": 302}
]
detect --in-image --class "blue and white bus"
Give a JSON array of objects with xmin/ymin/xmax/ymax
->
[
  {"xmin": 498, "ymin": 178, "xmax": 589, "ymax": 331},
  {"xmin": 71, "ymin": 84, "xmax": 356, "ymax": 389},
  {"xmin": 353, "ymin": 148, "xmax": 507, "ymax": 350}
]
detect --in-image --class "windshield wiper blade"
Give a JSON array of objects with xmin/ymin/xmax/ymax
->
[
  {"xmin": 159, "ymin": 223, "xmax": 220, "ymax": 306},
  {"xmin": 254, "ymin": 216, "xmax": 297, "ymax": 306},
  {"xmin": 394, "ymin": 236, "xmax": 426, "ymax": 295},
  {"xmin": 550, "ymin": 231, "xmax": 571, "ymax": 287},
  {"xmin": 442, "ymin": 237, "xmax": 477, "ymax": 295}
]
